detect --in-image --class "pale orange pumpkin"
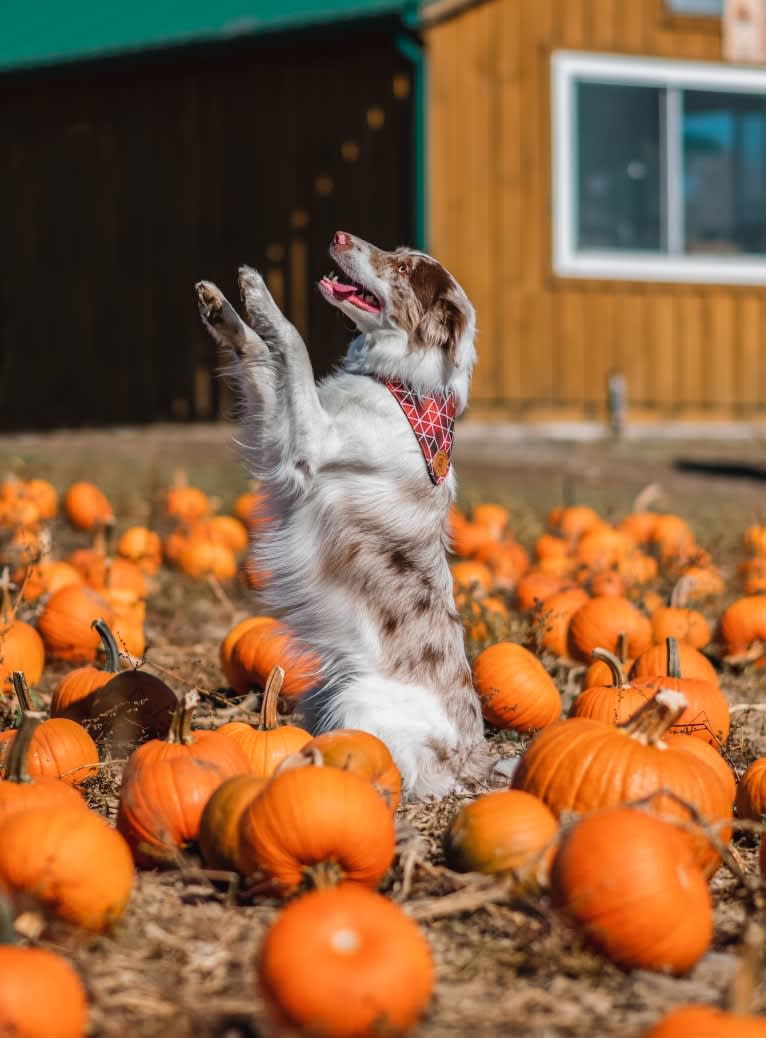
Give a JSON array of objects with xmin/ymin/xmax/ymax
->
[
  {"xmin": 0, "ymin": 945, "xmax": 87, "ymax": 1038},
  {"xmin": 37, "ymin": 584, "xmax": 115, "ymax": 663},
  {"xmin": 567, "ymin": 595, "xmax": 652, "ymax": 663},
  {"xmin": 305, "ymin": 728, "xmax": 402, "ymax": 810},
  {"xmin": 0, "ymin": 569, "xmax": 45, "ymax": 693},
  {"xmin": 116, "ymin": 525, "xmax": 163, "ymax": 575},
  {"xmin": 230, "ymin": 621, "xmax": 321, "ymax": 699},
  {"xmin": 472, "ymin": 642, "xmax": 561, "ymax": 732},
  {"xmin": 531, "ymin": 587, "xmax": 589, "ymax": 659},
  {"xmin": 62, "ymin": 481, "xmax": 114, "ymax": 532}
]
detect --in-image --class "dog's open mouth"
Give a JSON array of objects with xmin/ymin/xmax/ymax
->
[{"xmin": 319, "ymin": 270, "xmax": 382, "ymax": 314}]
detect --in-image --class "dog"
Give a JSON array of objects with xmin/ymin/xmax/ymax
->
[{"xmin": 195, "ymin": 231, "xmax": 508, "ymax": 798}]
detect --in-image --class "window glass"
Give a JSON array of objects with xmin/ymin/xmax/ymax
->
[
  {"xmin": 576, "ymin": 83, "xmax": 662, "ymax": 251},
  {"xmin": 683, "ymin": 89, "xmax": 766, "ymax": 255},
  {"xmin": 665, "ymin": 0, "xmax": 723, "ymax": 14}
]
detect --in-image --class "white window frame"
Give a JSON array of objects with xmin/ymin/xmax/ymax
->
[{"xmin": 552, "ymin": 50, "xmax": 766, "ymax": 285}]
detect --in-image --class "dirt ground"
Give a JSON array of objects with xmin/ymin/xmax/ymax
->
[{"xmin": 2, "ymin": 421, "xmax": 766, "ymax": 1037}]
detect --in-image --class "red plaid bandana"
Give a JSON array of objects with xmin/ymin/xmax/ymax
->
[{"xmin": 379, "ymin": 378, "xmax": 457, "ymax": 485}]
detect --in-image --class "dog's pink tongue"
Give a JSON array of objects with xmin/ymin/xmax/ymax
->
[{"xmin": 320, "ymin": 277, "xmax": 356, "ymax": 298}]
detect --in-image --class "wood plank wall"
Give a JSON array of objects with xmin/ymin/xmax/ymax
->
[{"xmin": 426, "ymin": 0, "xmax": 766, "ymax": 422}]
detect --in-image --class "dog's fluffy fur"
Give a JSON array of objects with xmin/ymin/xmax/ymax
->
[{"xmin": 196, "ymin": 232, "xmax": 507, "ymax": 798}]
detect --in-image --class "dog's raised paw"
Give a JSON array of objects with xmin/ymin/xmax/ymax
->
[
  {"xmin": 195, "ymin": 281, "xmax": 225, "ymax": 326},
  {"xmin": 237, "ymin": 265, "xmax": 267, "ymax": 303}
]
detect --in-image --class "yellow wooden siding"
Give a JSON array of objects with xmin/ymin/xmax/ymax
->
[{"xmin": 426, "ymin": 0, "xmax": 766, "ymax": 422}]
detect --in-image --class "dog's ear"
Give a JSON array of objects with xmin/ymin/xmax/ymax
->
[
  {"xmin": 414, "ymin": 297, "xmax": 468, "ymax": 363},
  {"xmin": 410, "ymin": 260, "xmax": 469, "ymax": 363}
]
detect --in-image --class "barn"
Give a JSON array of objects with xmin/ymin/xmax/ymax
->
[{"xmin": 3, "ymin": 0, "xmax": 766, "ymax": 431}]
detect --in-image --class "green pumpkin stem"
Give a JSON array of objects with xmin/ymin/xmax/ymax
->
[
  {"xmin": 0, "ymin": 567, "xmax": 13, "ymax": 626},
  {"xmin": 615, "ymin": 630, "xmax": 628, "ymax": 664},
  {"xmin": 0, "ymin": 894, "xmax": 17, "ymax": 946},
  {"xmin": 619, "ymin": 688, "xmax": 687, "ymax": 745},
  {"xmin": 168, "ymin": 690, "xmax": 198, "ymax": 744},
  {"xmin": 91, "ymin": 617, "xmax": 121, "ymax": 673},
  {"xmin": 10, "ymin": 672, "xmax": 33, "ymax": 714},
  {"xmin": 591, "ymin": 647, "xmax": 626, "ymax": 687},
  {"xmin": 258, "ymin": 666, "xmax": 285, "ymax": 731},
  {"xmin": 4, "ymin": 711, "xmax": 43, "ymax": 784},
  {"xmin": 666, "ymin": 636, "xmax": 681, "ymax": 679}
]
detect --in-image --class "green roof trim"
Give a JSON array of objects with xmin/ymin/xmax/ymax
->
[{"xmin": 1, "ymin": 0, "xmax": 424, "ymax": 73}]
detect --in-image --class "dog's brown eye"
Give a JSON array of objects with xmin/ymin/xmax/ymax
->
[{"xmin": 397, "ymin": 263, "xmax": 409, "ymax": 276}]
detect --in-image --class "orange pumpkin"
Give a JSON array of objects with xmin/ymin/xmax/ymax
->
[
  {"xmin": 444, "ymin": 789, "xmax": 558, "ymax": 884},
  {"xmin": 718, "ymin": 595, "xmax": 766, "ymax": 659},
  {"xmin": 645, "ymin": 1005, "xmax": 766, "ymax": 1038},
  {"xmin": 567, "ymin": 595, "xmax": 652, "ymax": 663},
  {"xmin": 547, "ymin": 505, "xmax": 601, "ymax": 543},
  {"xmin": 0, "ymin": 711, "xmax": 86, "ymax": 827},
  {"xmin": 531, "ymin": 587, "xmax": 589, "ymax": 659},
  {"xmin": 650, "ymin": 577, "xmax": 712, "ymax": 649},
  {"xmin": 14, "ymin": 558, "xmax": 82, "ymax": 603},
  {"xmin": 37, "ymin": 584, "xmax": 115, "ymax": 663},
  {"xmin": 230, "ymin": 621, "xmax": 321, "ymax": 699},
  {"xmin": 116, "ymin": 525, "xmax": 162, "ymax": 575},
  {"xmin": 513, "ymin": 690, "xmax": 732, "ymax": 874},
  {"xmin": 0, "ymin": 601, "xmax": 44, "ymax": 696},
  {"xmin": 0, "ymin": 805, "xmax": 134, "ymax": 930},
  {"xmin": 237, "ymin": 764, "xmax": 396, "ymax": 891},
  {"xmin": 216, "ymin": 667, "xmax": 311, "ymax": 778},
  {"xmin": 630, "ymin": 636, "xmax": 719, "ymax": 686},
  {"xmin": 197, "ymin": 773, "xmax": 267, "ymax": 871},
  {"xmin": 570, "ymin": 648, "xmax": 649, "ymax": 725},
  {"xmin": 579, "ymin": 632, "xmax": 633, "ymax": 688},
  {"xmin": 734, "ymin": 756, "xmax": 766, "ymax": 821},
  {"xmin": 62, "ymin": 481, "xmax": 114, "ymax": 532},
  {"xmin": 260, "ymin": 885, "xmax": 434, "ymax": 1038},
  {"xmin": 450, "ymin": 559, "xmax": 493, "ymax": 596},
  {"xmin": 220, "ymin": 615, "xmax": 276, "ymax": 691},
  {"xmin": 205, "ymin": 515, "xmax": 249, "ymax": 554},
  {"xmin": 0, "ymin": 945, "xmax": 87, "ymax": 1038},
  {"xmin": 164, "ymin": 471, "xmax": 210, "ymax": 523},
  {"xmin": 305, "ymin": 728, "xmax": 402, "ymax": 810},
  {"xmin": 515, "ymin": 571, "xmax": 569, "ymax": 611},
  {"xmin": 20, "ymin": 477, "xmax": 58, "ymax": 520},
  {"xmin": 472, "ymin": 642, "xmax": 561, "ymax": 732},
  {"xmin": 664, "ymin": 732, "xmax": 736, "ymax": 807},
  {"xmin": 50, "ymin": 617, "xmax": 122, "ymax": 723},
  {"xmin": 177, "ymin": 532, "xmax": 238, "ymax": 581},
  {"xmin": 550, "ymin": 807, "xmax": 712, "ymax": 973}
]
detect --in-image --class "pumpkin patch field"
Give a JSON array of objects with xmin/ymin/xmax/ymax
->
[{"xmin": 1, "ymin": 424, "xmax": 766, "ymax": 1037}]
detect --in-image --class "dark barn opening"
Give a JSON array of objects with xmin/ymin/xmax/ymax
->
[{"xmin": 0, "ymin": 28, "xmax": 415, "ymax": 431}]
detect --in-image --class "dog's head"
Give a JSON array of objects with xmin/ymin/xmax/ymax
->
[{"xmin": 318, "ymin": 232, "xmax": 476, "ymax": 409}]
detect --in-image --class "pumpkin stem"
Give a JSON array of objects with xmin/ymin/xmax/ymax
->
[
  {"xmin": 3, "ymin": 711, "xmax": 42, "ymax": 784},
  {"xmin": 0, "ymin": 567, "xmax": 14, "ymax": 625},
  {"xmin": 306, "ymin": 859, "xmax": 345, "ymax": 890},
  {"xmin": 615, "ymin": 631, "xmax": 628, "ymax": 664},
  {"xmin": 172, "ymin": 467, "xmax": 189, "ymax": 489},
  {"xmin": 168, "ymin": 690, "xmax": 199, "ymax": 744},
  {"xmin": 10, "ymin": 672, "xmax": 33, "ymax": 714},
  {"xmin": 258, "ymin": 666, "xmax": 285, "ymax": 731},
  {"xmin": 665, "ymin": 636, "xmax": 681, "ymax": 679},
  {"xmin": 590, "ymin": 647, "xmax": 626, "ymax": 688},
  {"xmin": 91, "ymin": 617, "xmax": 122, "ymax": 673},
  {"xmin": 729, "ymin": 918, "xmax": 763, "ymax": 1015},
  {"xmin": 274, "ymin": 745, "xmax": 324, "ymax": 775},
  {"xmin": 631, "ymin": 482, "xmax": 661, "ymax": 515},
  {"xmin": 669, "ymin": 577, "xmax": 694, "ymax": 609},
  {"xmin": 619, "ymin": 688, "xmax": 687, "ymax": 745}
]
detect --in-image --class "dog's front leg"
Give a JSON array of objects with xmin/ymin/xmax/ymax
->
[
  {"xmin": 195, "ymin": 280, "xmax": 283, "ymax": 477},
  {"xmin": 238, "ymin": 266, "xmax": 327, "ymax": 481}
]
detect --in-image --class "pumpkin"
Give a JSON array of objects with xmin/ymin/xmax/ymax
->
[
  {"xmin": 62, "ymin": 481, "xmax": 114, "ymax": 532},
  {"xmin": 734, "ymin": 756, "xmax": 766, "ymax": 821},
  {"xmin": 116, "ymin": 525, "xmax": 162, "ymax": 575},
  {"xmin": 116, "ymin": 691, "xmax": 250, "ymax": 865},
  {"xmin": 198, "ymin": 773, "xmax": 267, "ymax": 871},
  {"xmin": 37, "ymin": 584, "xmax": 115, "ymax": 663},
  {"xmin": 570, "ymin": 648, "xmax": 649, "ymax": 725},
  {"xmin": 233, "ymin": 486, "xmax": 265, "ymax": 528},
  {"xmin": 20, "ymin": 477, "xmax": 58, "ymax": 520},
  {"xmin": 534, "ymin": 533, "xmax": 570, "ymax": 564},
  {"xmin": 645, "ymin": 1005, "xmax": 766, "ymax": 1038},
  {"xmin": 0, "ymin": 568, "xmax": 45, "ymax": 694},
  {"xmin": 237, "ymin": 764, "xmax": 396, "ymax": 891},
  {"xmin": 450, "ymin": 560, "xmax": 493, "ymax": 596},
  {"xmin": 205, "ymin": 515, "xmax": 249, "ymax": 554},
  {"xmin": 718, "ymin": 596, "xmax": 766, "ymax": 660},
  {"xmin": 617, "ymin": 510, "xmax": 657, "ymax": 545},
  {"xmin": 0, "ymin": 711, "xmax": 86, "ymax": 827},
  {"xmin": 515, "ymin": 571, "xmax": 569, "ymax": 611},
  {"xmin": 567, "ymin": 595, "xmax": 652, "ymax": 663},
  {"xmin": 305, "ymin": 728, "xmax": 402, "ymax": 810},
  {"xmin": 471, "ymin": 540, "xmax": 528, "ymax": 588},
  {"xmin": 448, "ymin": 507, "xmax": 496, "ymax": 557},
  {"xmin": 0, "ymin": 805, "xmax": 134, "ymax": 930},
  {"xmin": 579, "ymin": 632, "xmax": 633, "ymax": 689},
  {"xmin": 472, "ymin": 642, "xmax": 561, "ymax": 732},
  {"xmin": 588, "ymin": 569, "xmax": 627, "ymax": 598},
  {"xmin": 627, "ymin": 638, "xmax": 729, "ymax": 746},
  {"xmin": 0, "ymin": 944, "xmax": 87, "ymax": 1038},
  {"xmin": 177, "ymin": 533, "xmax": 238, "ymax": 581},
  {"xmin": 650, "ymin": 576, "xmax": 711, "ymax": 649},
  {"xmin": 217, "ymin": 667, "xmax": 311, "ymax": 778},
  {"xmin": 0, "ymin": 673, "xmax": 99, "ymax": 787},
  {"xmin": 50, "ymin": 617, "xmax": 122, "ymax": 723},
  {"xmin": 679, "ymin": 564, "xmax": 726, "ymax": 602},
  {"xmin": 550, "ymin": 807, "xmax": 712, "ymax": 973},
  {"xmin": 630, "ymin": 635, "xmax": 719, "ymax": 686},
  {"xmin": 259, "ymin": 884, "xmax": 434, "ymax": 1038},
  {"xmin": 164, "ymin": 471, "xmax": 210, "ymax": 523},
  {"xmin": 512, "ymin": 690, "xmax": 732, "ymax": 874},
  {"xmin": 219, "ymin": 615, "xmax": 276, "ymax": 691},
  {"xmin": 15, "ymin": 558, "xmax": 82, "ymax": 603},
  {"xmin": 462, "ymin": 594, "xmax": 509, "ymax": 642},
  {"xmin": 664, "ymin": 733, "xmax": 736, "ymax": 807},
  {"xmin": 575, "ymin": 526, "xmax": 631, "ymax": 571},
  {"xmin": 444, "ymin": 789, "xmax": 558, "ymax": 885},
  {"xmin": 230, "ymin": 621, "xmax": 321, "ymax": 699},
  {"xmin": 531, "ymin": 587, "xmax": 589, "ymax": 659},
  {"xmin": 87, "ymin": 665, "xmax": 178, "ymax": 750},
  {"xmin": 471, "ymin": 502, "xmax": 509, "ymax": 538},
  {"xmin": 651, "ymin": 514, "xmax": 696, "ymax": 561},
  {"xmin": 547, "ymin": 505, "xmax": 601, "ymax": 543}
]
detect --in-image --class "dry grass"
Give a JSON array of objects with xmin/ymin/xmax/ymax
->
[{"xmin": 3, "ymin": 425, "xmax": 766, "ymax": 1035}]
